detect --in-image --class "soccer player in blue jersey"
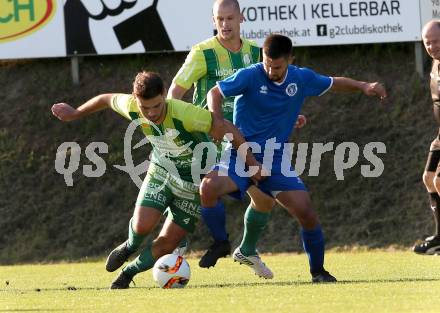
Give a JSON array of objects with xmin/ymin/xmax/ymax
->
[
  {"xmin": 200, "ymin": 34, "xmax": 387, "ymax": 282},
  {"xmin": 169, "ymin": 0, "xmax": 305, "ymax": 269}
]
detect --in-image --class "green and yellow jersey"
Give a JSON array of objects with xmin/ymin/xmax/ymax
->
[
  {"xmin": 111, "ymin": 94, "xmax": 214, "ymax": 183},
  {"xmin": 173, "ymin": 36, "xmax": 260, "ymax": 122}
]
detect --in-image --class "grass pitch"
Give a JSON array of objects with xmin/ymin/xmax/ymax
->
[{"xmin": 1, "ymin": 251, "xmax": 440, "ymax": 313}]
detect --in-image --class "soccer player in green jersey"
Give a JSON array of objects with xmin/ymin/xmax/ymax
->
[
  {"xmin": 168, "ymin": 0, "xmax": 278, "ymax": 269},
  {"xmin": 51, "ymin": 71, "xmax": 263, "ymax": 289},
  {"xmin": 169, "ymin": 0, "xmax": 260, "ymax": 121}
]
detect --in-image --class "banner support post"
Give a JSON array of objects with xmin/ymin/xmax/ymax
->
[
  {"xmin": 71, "ymin": 55, "xmax": 80, "ymax": 85},
  {"xmin": 415, "ymin": 41, "xmax": 425, "ymax": 79}
]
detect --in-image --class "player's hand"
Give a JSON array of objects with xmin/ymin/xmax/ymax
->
[
  {"xmin": 294, "ymin": 115, "xmax": 307, "ymax": 129},
  {"xmin": 80, "ymin": 0, "xmax": 139, "ymax": 19},
  {"xmin": 51, "ymin": 103, "xmax": 80, "ymax": 122},
  {"xmin": 362, "ymin": 82, "xmax": 387, "ymax": 102},
  {"xmin": 210, "ymin": 117, "xmax": 226, "ymax": 144},
  {"xmin": 251, "ymin": 164, "xmax": 269, "ymax": 184}
]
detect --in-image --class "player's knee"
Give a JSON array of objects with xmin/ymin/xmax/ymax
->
[
  {"xmin": 200, "ymin": 177, "xmax": 221, "ymax": 203},
  {"xmin": 434, "ymin": 176, "xmax": 440, "ymax": 194},
  {"xmin": 423, "ymin": 171, "xmax": 435, "ymax": 190},
  {"xmin": 295, "ymin": 206, "xmax": 319, "ymax": 228},
  {"xmin": 251, "ymin": 198, "xmax": 275, "ymax": 212},
  {"xmin": 132, "ymin": 217, "xmax": 151, "ymax": 235}
]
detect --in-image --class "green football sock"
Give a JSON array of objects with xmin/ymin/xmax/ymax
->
[
  {"xmin": 177, "ymin": 236, "xmax": 188, "ymax": 248},
  {"xmin": 239, "ymin": 206, "xmax": 271, "ymax": 256},
  {"xmin": 127, "ymin": 217, "xmax": 147, "ymax": 253},
  {"xmin": 123, "ymin": 244, "xmax": 156, "ymax": 276}
]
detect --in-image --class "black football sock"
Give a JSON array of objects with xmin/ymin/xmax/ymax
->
[{"xmin": 429, "ymin": 192, "xmax": 440, "ymax": 237}]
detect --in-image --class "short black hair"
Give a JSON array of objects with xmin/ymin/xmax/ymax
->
[
  {"xmin": 132, "ymin": 71, "xmax": 164, "ymax": 99},
  {"xmin": 262, "ymin": 34, "xmax": 293, "ymax": 59}
]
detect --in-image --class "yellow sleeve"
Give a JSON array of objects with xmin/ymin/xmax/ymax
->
[
  {"xmin": 183, "ymin": 105, "xmax": 212, "ymax": 133},
  {"xmin": 170, "ymin": 99, "xmax": 212, "ymax": 133},
  {"xmin": 110, "ymin": 94, "xmax": 136, "ymax": 120},
  {"xmin": 172, "ymin": 48, "xmax": 207, "ymax": 90}
]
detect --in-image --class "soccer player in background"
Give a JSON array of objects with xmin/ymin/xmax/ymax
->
[
  {"xmin": 414, "ymin": 20, "xmax": 440, "ymax": 254},
  {"xmin": 201, "ymin": 34, "xmax": 387, "ymax": 282},
  {"xmin": 168, "ymin": 0, "xmax": 278, "ymax": 269},
  {"xmin": 51, "ymin": 71, "xmax": 263, "ymax": 289}
]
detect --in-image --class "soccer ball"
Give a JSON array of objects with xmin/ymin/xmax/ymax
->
[{"xmin": 152, "ymin": 254, "xmax": 191, "ymax": 288}]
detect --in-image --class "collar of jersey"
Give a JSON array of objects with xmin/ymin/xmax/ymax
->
[{"xmin": 273, "ymin": 68, "xmax": 289, "ymax": 86}]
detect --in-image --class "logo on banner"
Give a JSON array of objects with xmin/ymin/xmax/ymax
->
[
  {"xmin": 316, "ymin": 24, "xmax": 328, "ymax": 37},
  {"xmin": 64, "ymin": 0, "xmax": 174, "ymax": 55},
  {"xmin": 0, "ymin": 0, "xmax": 56, "ymax": 42}
]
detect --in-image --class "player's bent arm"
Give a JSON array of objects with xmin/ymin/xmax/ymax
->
[
  {"xmin": 207, "ymin": 117, "xmax": 251, "ymax": 164},
  {"xmin": 51, "ymin": 93, "xmax": 113, "ymax": 122},
  {"xmin": 167, "ymin": 82, "xmax": 188, "ymax": 100},
  {"xmin": 207, "ymin": 86, "xmax": 225, "ymax": 121},
  {"xmin": 331, "ymin": 77, "xmax": 387, "ymax": 99},
  {"xmin": 207, "ymin": 86, "xmax": 226, "ymax": 142},
  {"xmin": 221, "ymin": 120, "xmax": 264, "ymax": 182}
]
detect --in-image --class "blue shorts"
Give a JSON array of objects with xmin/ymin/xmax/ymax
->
[{"xmin": 214, "ymin": 148, "xmax": 307, "ymax": 199}]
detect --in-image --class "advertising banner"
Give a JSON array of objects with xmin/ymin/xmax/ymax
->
[
  {"xmin": 63, "ymin": 0, "xmax": 213, "ymax": 56},
  {"xmin": 63, "ymin": 0, "xmax": 423, "ymax": 55},
  {"xmin": 420, "ymin": 0, "xmax": 440, "ymax": 27},
  {"xmin": 0, "ymin": 0, "xmax": 66, "ymax": 59},
  {"xmin": 239, "ymin": 0, "xmax": 421, "ymax": 46},
  {"xmin": 0, "ymin": 0, "xmax": 429, "ymax": 59}
]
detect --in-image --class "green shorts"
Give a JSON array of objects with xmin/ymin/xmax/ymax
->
[{"xmin": 136, "ymin": 163, "xmax": 201, "ymax": 233}]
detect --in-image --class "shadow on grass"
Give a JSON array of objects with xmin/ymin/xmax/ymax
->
[{"xmin": 1, "ymin": 277, "xmax": 439, "ymax": 293}]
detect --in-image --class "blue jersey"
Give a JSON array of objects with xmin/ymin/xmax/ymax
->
[{"xmin": 217, "ymin": 63, "xmax": 332, "ymax": 161}]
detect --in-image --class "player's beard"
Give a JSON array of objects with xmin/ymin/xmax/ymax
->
[
  {"xmin": 148, "ymin": 104, "xmax": 167, "ymax": 124},
  {"xmin": 270, "ymin": 69, "xmax": 288, "ymax": 83}
]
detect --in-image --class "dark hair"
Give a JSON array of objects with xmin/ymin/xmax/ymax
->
[
  {"xmin": 262, "ymin": 34, "xmax": 293, "ymax": 59},
  {"xmin": 132, "ymin": 71, "xmax": 164, "ymax": 99}
]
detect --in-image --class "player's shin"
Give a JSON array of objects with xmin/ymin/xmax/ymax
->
[
  {"xmin": 239, "ymin": 206, "xmax": 271, "ymax": 256},
  {"xmin": 201, "ymin": 201, "xmax": 228, "ymax": 241},
  {"xmin": 429, "ymin": 192, "xmax": 440, "ymax": 236},
  {"xmin": 301, "ymin": 225, "xmax": 325, "ymax": 274},
  {"xmin": 123, "ymin": 243, "xmax": 156, "ymax": 276},
  {"xmin": 127, "ymin": 217, "xmax": 147, "ymax": 253}
]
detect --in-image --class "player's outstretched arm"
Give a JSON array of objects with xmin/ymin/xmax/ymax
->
[
  {"xmin": 51, "ymin": 93, "xmax": 114, "ymax": 122},
  {"xmin": 331, "ymin": 77, "xmax": 387, "ymax": 101}
]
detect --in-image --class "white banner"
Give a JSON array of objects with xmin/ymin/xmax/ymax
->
[
  {"xmin": 82, "ymin": 0, "xmax": 422, "ymax": 52},
  {"xmin": 0, "ymin": 0, "xmax": 66, "ymax": 59},
  {"xmin": 239, "ymin": 0, "xmax": 421, "ymax": 46},
  {"xmin": 0, "ymin": 0, "xmax": 430, "ymax": 59},
  {"xmin": 63, "ymin": 0, "xmax": 213, "ymax": 56},
  {"xmin": 420, "ymin": 0, "xmax": 440, "ymax": 28}
]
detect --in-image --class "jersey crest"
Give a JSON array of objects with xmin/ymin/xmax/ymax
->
[{"xmin": 286, "ymin": 83, "xmax": 298, "ymax": 97}]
